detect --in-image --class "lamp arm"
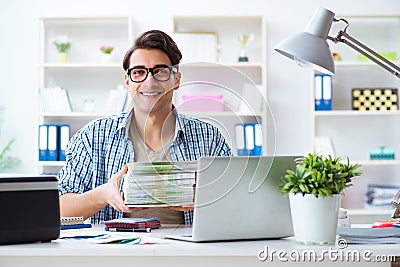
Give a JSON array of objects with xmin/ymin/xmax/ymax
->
[{"xmin": 334, "ymin": 31, "xmax": 400, "ymax": 78}]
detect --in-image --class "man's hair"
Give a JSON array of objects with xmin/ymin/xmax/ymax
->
[{"xmin": 122, "ymin": 30, "xmax": 182, "ymax": 71}]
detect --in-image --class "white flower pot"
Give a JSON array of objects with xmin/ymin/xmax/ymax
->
[
  {"xmin": 101, "ymin": 53, "xmax": 112, "ymax": 64},
  {"xmin": 289, "ymin": 193, "xmax": 341, "ymax": 245}
]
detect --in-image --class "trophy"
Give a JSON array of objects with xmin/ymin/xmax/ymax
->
[{"xmin": 237, "ymin": 34, "xmax": 254, "ymax": 62}]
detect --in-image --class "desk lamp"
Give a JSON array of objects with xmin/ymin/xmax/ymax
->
[
  {"xmin": 274, "ymin": 6, "xmax": 400, "ymax": 219},
  {"xmin": 274, "ymin": 6, "xmax": 400, "ymax": 78}
]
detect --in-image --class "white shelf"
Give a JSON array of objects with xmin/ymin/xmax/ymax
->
[
  {"xmin": 335, "ymin": 61, "xmax": 400, "ymax": 67},
  {"xmin": 348, "ymin": 208, "xmax": 393, "ymax": 216},
  {"xmin": 179, "ymin": 62, "xmax": 263, "ymax": 68},
  {"xmin": 38, "ymin": 161, "xmax": 66, "ymax": 167},
  {"xmin": 314, "ymin": 110, "xmax": 400, "ymax": 117},
  {"xmin": 182, "ymin": 111, "xmax": 263, "ymax": 117},
  {"xmin": 353, "ymin": 159, "xmax": 400, "ymax": 166},
  {"xmin": 39, "ymin": 112, "xmax": 107, "ymax": 118},
  {"xmin": 41, "ymin": 63, "xmax": 122, "ymax": 68}
]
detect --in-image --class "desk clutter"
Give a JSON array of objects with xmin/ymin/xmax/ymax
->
[{"xmin": 123, "ymin": 161, "xmax": 197, "ymax": 207}]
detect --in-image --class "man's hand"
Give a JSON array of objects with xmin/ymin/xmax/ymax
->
[{"xmin": 103, "ymin": 166, "xmax": 130, "ymax": 213}]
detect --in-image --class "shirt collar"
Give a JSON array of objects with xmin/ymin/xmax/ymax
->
[{"xmin": 119, "ymin": 106, "xmax": 187, "ymax": 143}]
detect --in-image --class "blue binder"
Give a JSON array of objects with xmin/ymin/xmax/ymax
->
[
  {"xmin": 235, "ymin": 124, "xmax": 248, "ymax": 156},
  {"xmin": 58, "ymin": 124, "xmax": 70, "ymax": 161},
  {"xmin": 234, "ymin": 122, "xmax": 263, "ymax": 156},
  {"xmin": 252, "ymin": 122, "xmax": 263, "ymax": 156},
  {"xmin": 47, "ymin": 124, "xmax": 58, "ymax": 161},
  {"xmin": 38, "ymin": 124, "xmax": 48, "ymax": 161},
  {"xmin": 315, "ymin": 74, "xmax": 332, "ymax": 110}
]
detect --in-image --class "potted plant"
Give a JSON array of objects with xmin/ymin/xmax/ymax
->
[
  {"xmin": 99, "ymin": 45, "xmax": 114, "ymax": 64},
  {"xmin": 52, "ymin": 35, "xmax": 71, "ymax": 63},
  {"xmin": 279, "ymin": 153, "xmax": 362, "ymax": 245}
]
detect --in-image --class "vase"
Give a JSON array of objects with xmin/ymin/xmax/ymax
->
[
  {"xmin": 101, "ymin": 53, "xmax": 112, "ymax": 64},
  {"xmin": 289, "ymin": 193, "xmax": 341, "ymax": 245},
  {"xmin": 57, "ymin": 52, "xmax": 68, "ymax": 63}
]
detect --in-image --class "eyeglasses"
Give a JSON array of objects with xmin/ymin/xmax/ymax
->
[{"xmin": 126, "ymin": 65, "xmax": 178, "ymax": 83}]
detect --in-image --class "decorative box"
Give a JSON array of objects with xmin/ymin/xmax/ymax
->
[{"xmin": 352, "ymin": 88, "xmax": 398, "ymax": 111}]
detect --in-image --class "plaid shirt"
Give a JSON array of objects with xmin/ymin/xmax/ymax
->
[{"xmin": 57, "ymin": 108, "xmax": 232, "ymax": 224}]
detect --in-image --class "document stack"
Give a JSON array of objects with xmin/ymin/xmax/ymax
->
[{"xmin": 123, "ymin": 161, "xmax": 198, "ymax": 207}]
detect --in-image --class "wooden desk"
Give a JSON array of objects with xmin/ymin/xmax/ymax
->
[{"xmin": 0, "ymin": 225, "xmax": 398, "ymax": 267}]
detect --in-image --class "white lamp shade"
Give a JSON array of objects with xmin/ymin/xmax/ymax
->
[
  {"xmin": 275, "ymin": 7, "xmax": 336, "ymax": 75},
  {"xmin": 275, "ymin": 31, "xmax": 335, "ymax": 75}
]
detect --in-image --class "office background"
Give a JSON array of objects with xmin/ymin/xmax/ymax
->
[{"xmin": 0, "ymin": 0, "xmax": 399, "ymax": 173}]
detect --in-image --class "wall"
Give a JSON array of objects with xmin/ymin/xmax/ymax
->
[{"xmin": 1, "ymin": 0, "xmax": 399, "ymax": 173}]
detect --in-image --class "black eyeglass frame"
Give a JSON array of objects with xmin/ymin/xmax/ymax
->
[{"xmin": 126, "ymin": 65, "xmax": 178, "ymax": 83}]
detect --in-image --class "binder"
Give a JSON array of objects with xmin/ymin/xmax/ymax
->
[
  {"xmin": 235, "ymin": 124, "xmax": 247, "ymax": 156},
  {"xmin": 47, "ymin": 124, "xmax": 58, "ymax": 161},
  {"xmin": 235, "ymin": 122, "xmax": 263, "ymax": 156},
  {"xmin": 252, "ymin": 122, "xmax": 263, "ymax": 156},
  {"xmin": 314, "ymin": 74, "xmax": 332, "ymax": 110},
  {"xmin": 245, "ymin": 124, "xmax": 255, "ymax": 155},
  {"xmin": 58, "ymin": 124, "xmax": 70, "ymax": 161},
  {"xmin": 38, "ymin": 124, "xmax": 48, "ymax": 161}
]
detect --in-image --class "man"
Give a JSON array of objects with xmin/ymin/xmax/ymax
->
[{"xmin": 57, "ymin": 30, "xmax": 232, "ymax": 225}]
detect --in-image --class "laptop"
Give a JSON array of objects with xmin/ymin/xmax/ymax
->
[{"xmin": 166, "ymin": 156, "xmax": 297, "ymax": 242}]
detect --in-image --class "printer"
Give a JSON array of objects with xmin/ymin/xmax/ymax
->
[{"xmin": 0, "ymin": 175, "xmax": 60, "ymax": 244}]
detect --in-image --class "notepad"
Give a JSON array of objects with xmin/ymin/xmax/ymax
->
[
  {"xmin": 104, "ymin": 217, "xmax": 161, "ymax": 232},
  {"xmin": 60, "ymin": 216, "xmax": 92, "ymax": 230}
]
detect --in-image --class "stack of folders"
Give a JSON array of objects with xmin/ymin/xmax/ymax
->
[
  {"xmin": 234, "ymin": 122, "xmax": 262, "ymax": 156},
  {"xmin": 39, "ymin": 124, "xmax": 70, "ymax": 161},
  {"xmin": 365, "ymin": 184, "xmax": 400, "ymax": 209},
  {"xmin": 123, "ymin": 161, "xmax": 197, "ymax": 207},
  {"xmin": 60, "ymin": 216, "xmax": 92, "ymax": 230},
  {"xmin": 337, "ymin": 227, "xmax": 400, "ymax": 244},
  {"xmin": 39, "ymin": 87, "xmax": 72, "ymax": 113}
]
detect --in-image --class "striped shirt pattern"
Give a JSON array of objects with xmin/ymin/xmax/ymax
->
[{"xmin": 58, "ymin": 109, "xmax": 232, "ymax": 224}]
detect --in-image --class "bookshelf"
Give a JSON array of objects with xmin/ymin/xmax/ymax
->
[
  {"xmin": 171, "ymin": 16, "xmax": 268, "ymax": 155},
  {"xmin": 311, "ymin": 14, "xmax": 400, "ymax": 216},
  {"xmin": 37, "ymin": 16, "xmax": 134, "ymax": 174}
]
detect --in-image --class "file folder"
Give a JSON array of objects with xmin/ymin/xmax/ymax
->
[
  {"xmin": 235, "ymin": 122, "xmax": 263, "ymax": 156},
  {"xmin": 235, "ymin": 124, "xmax": 247, "ymax": 156},
  {"xmin": 245, "ymin": 124, "xmax": 255, "ymax": 154},
  {"xmin": 58, "ymin": 124, "xmax": 70, "ymax": 161},
  {"xmin": 47, "ymin": 124, "xmax": 58, "ymax": 161},
  {"xmin": 253, "ymin": 122, "xmax": 263, "ymax": 156},
  {"xmin": 38, "ymin": 124, "xmax": 48, "ymax": 161}
]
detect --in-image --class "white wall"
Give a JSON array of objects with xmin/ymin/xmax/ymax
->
[{"xmin": 1, "ymin": 0, "xmax": 399, "ymax": 173}]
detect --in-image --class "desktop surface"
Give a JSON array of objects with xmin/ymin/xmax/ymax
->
[{"xmin": 0, "ymin": 224, "xmax": 398, "ymax": 267}]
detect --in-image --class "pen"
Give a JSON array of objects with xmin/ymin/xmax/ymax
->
[{"xmin": 105, "ymin": 227, "xmax": 152, "ymax": 233}]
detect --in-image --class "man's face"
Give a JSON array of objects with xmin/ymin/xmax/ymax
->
[{"xmin": 124, "ymin": 48, "xmax": 180, "ymax": 115}]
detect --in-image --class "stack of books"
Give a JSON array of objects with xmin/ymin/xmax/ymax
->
[{"xmin": 123, "ymin": 161, "xmax": 197, "ymax": 207}]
